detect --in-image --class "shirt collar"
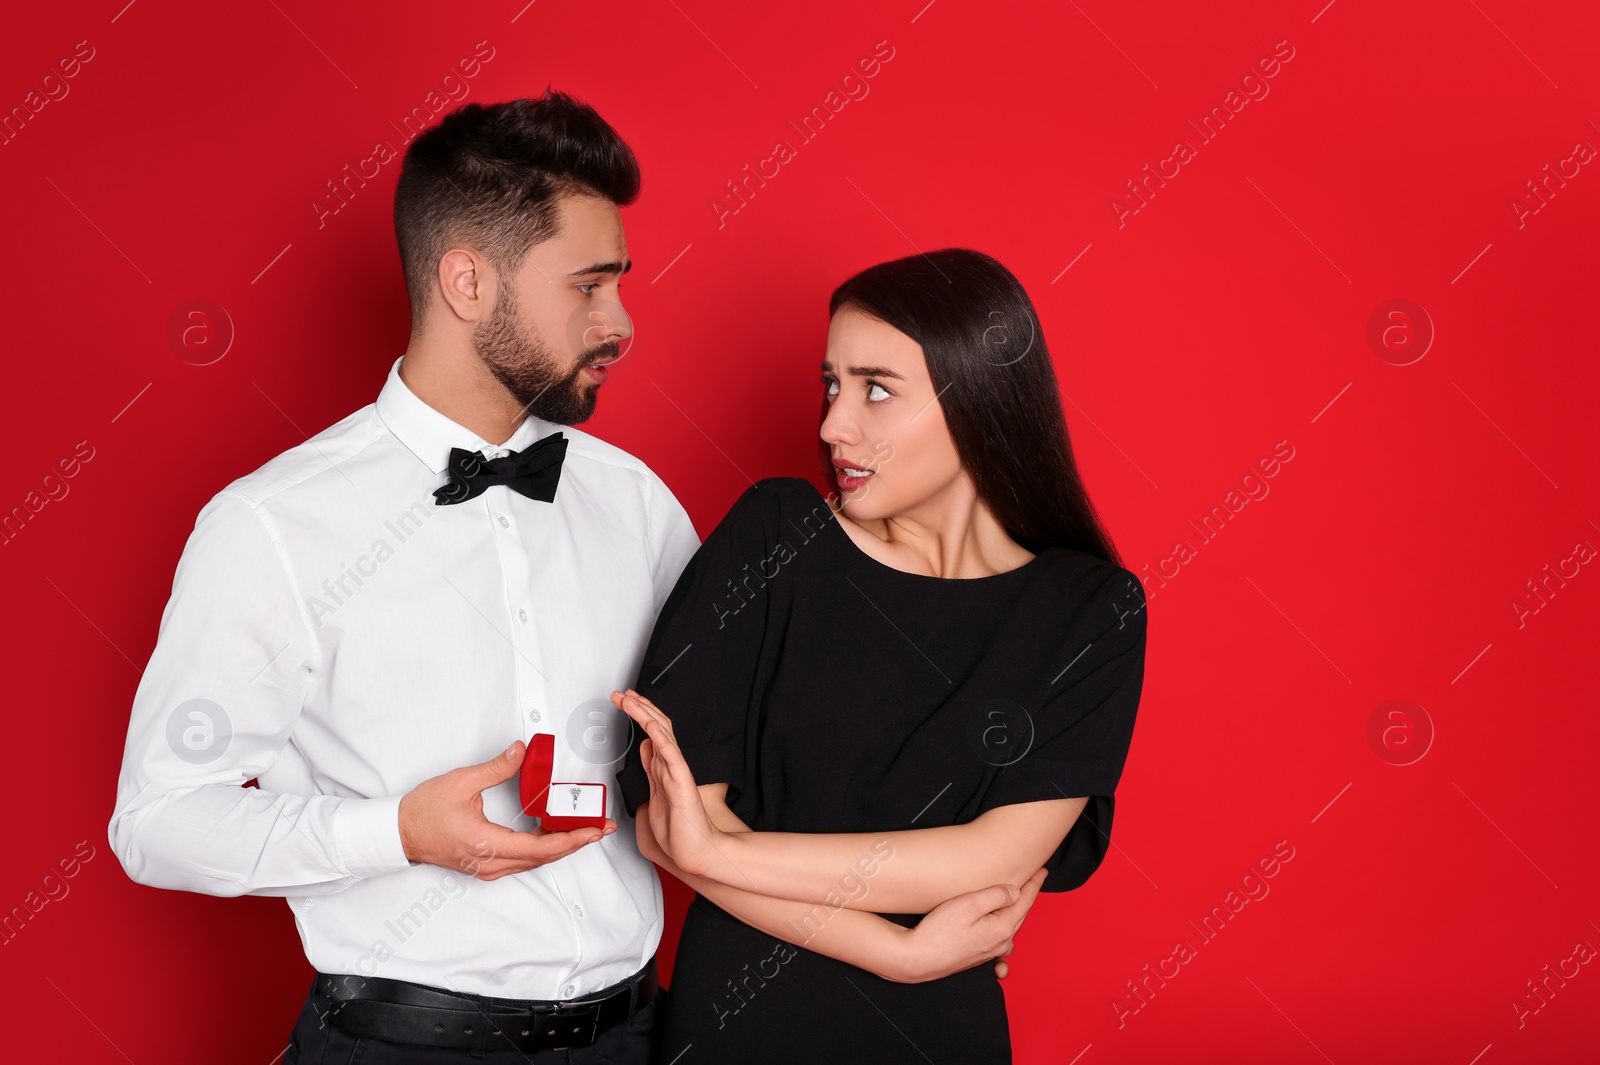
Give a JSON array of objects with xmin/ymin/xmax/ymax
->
[{"xmin": 374, "ymin": 355, "xmax": 548, "ymax": 474}]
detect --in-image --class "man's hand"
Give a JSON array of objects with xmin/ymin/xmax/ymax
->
[
  {"xmin": 892, "ymin": 867, "xmax": 1048, "ymax": 983},
  {"xmin": 399, "ymin": 740, "xmax": 616, "ymax": 881}
]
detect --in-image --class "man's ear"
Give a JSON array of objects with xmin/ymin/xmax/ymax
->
[{"xmin": 437, "ymin": 247, "xmax": 489, "ymax": 324}]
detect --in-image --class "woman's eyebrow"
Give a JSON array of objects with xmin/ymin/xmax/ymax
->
[{"xmin": 820, "ymin": 361, "xmax": 905, "ymax": 380}]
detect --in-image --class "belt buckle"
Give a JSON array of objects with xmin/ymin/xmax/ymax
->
[{"xmin": 541, "ymin": 999, "xmax": 603, "ymax": 1051}]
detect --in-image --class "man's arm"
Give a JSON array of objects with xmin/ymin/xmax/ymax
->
[
  {"xmin": 109, "ymin": 490, "xmax": 607, "ymax": 896},
  {"xmin": 641, "ymin": 469, "xmax": 702, "ymax": 615},
  {"xmin": 108, "ymin": 489, "xmax": 412, "ymax": 897}
]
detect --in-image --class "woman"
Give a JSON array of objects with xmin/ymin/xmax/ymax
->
[{"xmin": 614, "ymin": 248, "xmax": 1149, "ymax": 1063}]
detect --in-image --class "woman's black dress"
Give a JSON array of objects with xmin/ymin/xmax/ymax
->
[{"xmin": 617, "ymin": 477, "xmax": 1148, "ymax": 1064}]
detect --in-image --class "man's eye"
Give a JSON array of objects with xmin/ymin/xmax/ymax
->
[
  {"xmin": 823, "ymin": 377, "xmax": 839, "ymax": 396},
  {"xmin": 867, "ymin": 382, "xmax": 891, "ymax": 401},
  {"xmin": 578, "ymin": 283, "xmax": 599, "ymax": 295}
]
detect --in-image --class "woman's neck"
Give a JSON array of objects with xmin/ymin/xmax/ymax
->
[{"xmin": 837, "ymin": 482, "xmax": 1035, "ymax": 579}]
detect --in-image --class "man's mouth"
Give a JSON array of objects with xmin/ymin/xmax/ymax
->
[{"xmin": 583, "ymin": 348, "xmax": 619, "ymax": 383}]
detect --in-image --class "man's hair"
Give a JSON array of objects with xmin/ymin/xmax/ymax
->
[{"xmin": 393, "ymin": 89, "xmax": 641, "ymax": 333}]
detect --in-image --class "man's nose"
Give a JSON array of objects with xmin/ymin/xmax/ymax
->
[
  {"xmin": 609, "ymin": 298, "xmax": 632, "ymax": 342},
  {"xmin": 572, "ymin": 300, "xmax": 631, "ymax": 355}
]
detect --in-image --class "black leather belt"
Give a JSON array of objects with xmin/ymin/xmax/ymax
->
[{"xmin": 317, "ymin": 957, "xmax": 657, "ymax": 1053}]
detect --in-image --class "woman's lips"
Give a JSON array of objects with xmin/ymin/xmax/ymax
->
[{"xmin": 832, "ymin": 460, "xmax": 876, "ymax": 490}]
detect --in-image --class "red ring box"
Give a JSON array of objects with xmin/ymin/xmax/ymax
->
[{"xmin": 519, "ymin": 732, "xmax": 608, "ymax": 832}]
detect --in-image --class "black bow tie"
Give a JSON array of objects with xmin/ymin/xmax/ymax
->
[{"xmin": 433, "ymin": 432, "xmax": 568, "ymax": 506}]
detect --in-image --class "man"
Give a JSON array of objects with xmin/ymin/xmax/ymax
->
[
  {"xmin": 110, "ymin": 91, "xmax": 687, "ymax": 1062},
  {"xmin": 110, "ymin": 90, "xmax": 1029, "ymax": 1064}
]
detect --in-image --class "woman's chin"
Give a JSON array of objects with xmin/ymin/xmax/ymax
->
[{"xmin": 835, "ymin": 494, "xmax": 883, "ymax": 524}]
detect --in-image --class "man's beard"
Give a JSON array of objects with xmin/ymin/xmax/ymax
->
[{"xmin": 472, "ymin": 284, "xmax": 616, "ymax": 426}]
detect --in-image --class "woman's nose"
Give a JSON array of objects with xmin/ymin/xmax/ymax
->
[{"xmin": 820, "ymin": 402, "xmax": 857, "ymax": 446}]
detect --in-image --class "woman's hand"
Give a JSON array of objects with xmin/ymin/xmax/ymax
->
[
  {"xmin": 612, "ymin": 689, "xmax": 730, "ymax": 880},
  {"xmin": 631, "ymin": 801, "xmax": 668, "ymax": 866},
  {"xmin": 892, "ymin": 867, "xmax": 1048, "ymax": 983}
]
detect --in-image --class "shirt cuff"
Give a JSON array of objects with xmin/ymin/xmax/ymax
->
[{"xmin": 332, "ymin": 794, "xmax": 412, "ymax": 878}]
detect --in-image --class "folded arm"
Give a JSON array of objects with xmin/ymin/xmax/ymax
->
[
  {"xmin": 636, "ymin": 785, "xmax": 1042, "ymax": 983},
  {"xmin": 638, "ymin": 788, "xmax": 914, "ymax": 982},
  {"xmin": 704, "ymin": 791, "xmax": 1086, "ymax": 915},
  {"xmin": 619, "ymin": 686, "xmax": 1084, "ymax": 915}
]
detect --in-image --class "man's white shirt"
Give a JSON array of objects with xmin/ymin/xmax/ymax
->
[{"xmin": 109, "ymin": 354, "xmax": 700, "ymax": 1000}]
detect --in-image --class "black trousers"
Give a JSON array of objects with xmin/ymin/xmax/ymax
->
[{"xmin": 282, "ymin": 971, "xmax": 664, "ymax": 1065}]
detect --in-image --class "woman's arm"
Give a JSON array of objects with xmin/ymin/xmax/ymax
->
[
  {"xmin": 636, "ymin": 790, "xmax": 1046, "ymax": 983},
  {"xmin": 709, "ymin": 797, "xmax": 1086, "ymax": 915},
  {"xmin": 619, "ymin": 689, "xmax": 1087, "ymax": 914}
]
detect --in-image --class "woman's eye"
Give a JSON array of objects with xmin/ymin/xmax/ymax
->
[
  {"xmin": 823, "ymin": 377, "xmax": 839, "ymax": 397},
  {"xmin": 867, "ymin": 382, "xmax": 891, "ymax": 401}
]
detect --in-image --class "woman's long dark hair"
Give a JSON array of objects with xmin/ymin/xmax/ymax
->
[{"xmin": 821, "ymin": 247, "xmax": 1123, "ymax": 568}]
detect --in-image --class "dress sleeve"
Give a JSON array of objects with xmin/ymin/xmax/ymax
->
[
  {"xmin": 615, "ymin": 479, "xmax": 785, "ymax": 819},
  {"xmin": 975, "ymin": 569, "xmax": 1148, "ymax": 892}
]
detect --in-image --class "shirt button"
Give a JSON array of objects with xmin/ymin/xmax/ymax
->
[
  {"xmin": 498, "ymin": 515, "xmax": 509, "ymax": 528},
  {"xmin": 517, "ymin": 608, "xmax": 528, "ymax": 623},
  {"xmin": 563, "ymin": 984, "xmax": 576, "ymax": 998},
  {"xmin": 572, "ymin": 903, "xmax": 584, "ymax": 917},
  {"xmin": 528, "ymin": 708, "xmax": 541, "ymax": 723}
]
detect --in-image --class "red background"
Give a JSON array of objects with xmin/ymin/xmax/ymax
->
[{"xmin": 3, "ymin": 1, "xmax": 1597, "ymax": 1062}]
